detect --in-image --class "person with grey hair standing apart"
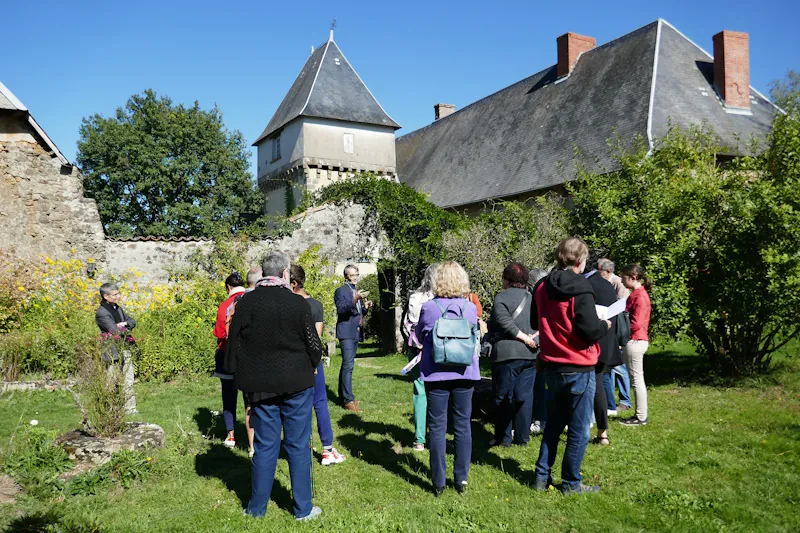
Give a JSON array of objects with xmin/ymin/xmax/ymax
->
[
  {"xmin": 95, "ymin": 282, "xmax": 138, "ymax": 414},
  {"xmin": 334, "ymin": 264, "xmax": 372, "ymax": 412},
  {"xmin": 532, "ymin": 238, "xmax": 611, "ymax": 494},
  {"xmin": 226, "ymin": 251, "xmax": 324, "ymax": 521}
]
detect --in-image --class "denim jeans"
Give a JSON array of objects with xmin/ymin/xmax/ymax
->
[
  {"xmin": 338, "ymin": 339, "xmax": 359, "ymax": 404},
  {"xmin": 220, "ymin": 378, "xmax": 238, "ymax": 432},
  {"xmin": 313, "ymin": 363, "xmax": 334, "ymax": 447},
  {"xmin": 426, "ymin": 380, "xmax": 474, "ymax": 489},
  {"xmin": 534, "ymin": 371, "xmax": 595, "ymax": 490},
  {"xmin": 246, "ymin": 387, "xmax": 314, "ymax": 519},
  {"xmin": 533, "ymin": 370, "xmax": 547, "ymax": 422},
  {"xmin": 492, "ymin": 359, "xmax": 536, "ymax": 444},
  {"xmin": 604, "ymin": 363, "xmax": 632, "ymax": 410}
]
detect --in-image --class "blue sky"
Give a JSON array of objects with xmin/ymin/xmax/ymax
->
[{"xmin": 3, "ymin": 0, "xmax": 797, "ymax": 172}]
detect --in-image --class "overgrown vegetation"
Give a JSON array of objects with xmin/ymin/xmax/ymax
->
[{"xmin": 569, "ymin": 111, "xmax": 800, "ymax": 375}]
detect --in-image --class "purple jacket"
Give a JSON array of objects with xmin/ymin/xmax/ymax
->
[{"xmin": 418, "ymin": 297, "xmax": 481, "ymax": 382}]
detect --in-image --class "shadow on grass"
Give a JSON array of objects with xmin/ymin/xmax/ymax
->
[
  {"xmin": 337, "ymin": 413, "xmax": 430, "ymax": 491},
  {"xmin": 645, "ymin": 350, "xmax": 716, "ymax": 387},
  {"xmin": 194, "ymin": 442, "xmax": 293, "ymax": 512},
  {"xmin": 470, "ymin": 420, "xmax": 541, "ymax": 488},
  {"xmin": 5, "ymin": 510, "xmax": 105, "ymax": 532}
]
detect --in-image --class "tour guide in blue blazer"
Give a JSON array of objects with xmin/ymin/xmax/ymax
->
[{"xmin": 335, "ymin": 264, "xmax": 371, "ymax": 412}]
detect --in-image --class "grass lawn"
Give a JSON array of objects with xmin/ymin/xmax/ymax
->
[{"xmin": 1, "ymin": 341, "xmax": 799, "ymax": 532}]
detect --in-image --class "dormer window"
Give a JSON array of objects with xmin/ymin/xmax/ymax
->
[{"xmin": 271, "ymin": 135, "xmax": 281, "ymax": 161}]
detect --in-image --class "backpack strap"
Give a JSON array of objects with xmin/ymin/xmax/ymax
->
[{"xmin": 434, "ymin": 298, "xmax": 464, "ymax": 318}]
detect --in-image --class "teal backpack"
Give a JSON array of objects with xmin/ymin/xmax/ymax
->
[{"xmin": 432, "ymin": 300, "xmax": 480, "ymax": 367}]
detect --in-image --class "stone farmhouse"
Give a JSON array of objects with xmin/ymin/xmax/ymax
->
[{"xmin": 258, "ymin": 19, "xmax": 780, "ymax": 215}]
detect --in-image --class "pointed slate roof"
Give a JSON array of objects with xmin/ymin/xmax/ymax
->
[
  {"xmin": 254, "ymin": 38, "xmax": 400, "ymax": 145},
  {"xmin": 397, "ymin": 20, "xmax": 780, "ymax": 209}
]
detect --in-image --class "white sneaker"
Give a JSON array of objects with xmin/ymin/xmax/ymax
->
[
  {"xmin": 530, "ymin": 421, "xmax": 545, "ymax": 434},
  {"xmin": 607, "ymin": 409, "xmax": 618, "ymax": 417},
  {"xmin": 321, "ymin": 447, "xmax": 346, "ymax": 465}
]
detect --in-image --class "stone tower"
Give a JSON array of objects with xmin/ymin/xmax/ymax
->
[{"xmin": 254, "ymin": 31, "xmax": 400, "ymax": 216}]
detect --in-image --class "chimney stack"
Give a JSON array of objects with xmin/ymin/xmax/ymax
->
[
  {"xmin": 713, "ymin": 30, "xmax": 750, "ymax": 109},
  {"xmin": 557, "ymin": 32, "xmax": 596, "ymax": 78},
  {"xmin": 434, "ymin": 103, "xmax": 456, "ymax": 120}
]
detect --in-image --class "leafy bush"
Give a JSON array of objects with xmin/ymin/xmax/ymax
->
[
  {"xmin": 294, "ymin": 245, "xmax": 341, "ymax": 346},
  {"xmin": 443, "ymin": 197, "xmax": 568, "ymax": 314},
  {"xmin": 0, "ymin": 249, "xmax": 38, "ymax": 332},
  {"xmin": 569, "ymin": 112, "xmax": 800, "ymax": 375},
  {"xmin": 358, "ymin": 273, "xmax": 381, "ymax": 339}
]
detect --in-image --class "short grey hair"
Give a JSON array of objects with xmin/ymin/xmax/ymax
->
[
  {"xmin": 99, "ymin": 282, "xmax": 119, "ymax": 301},
  {"xmin": 262, "ymin": 251, "xmax": 290, "ymax": 278},
  {"xmin": 246, "ymin": 267, "xmax": 262, "ymax": 286},
  {"xmin": 418, "ymin": 263, "xmax": 438, "ymax": 293},
  {"xmin": 598, "ymin": 258, "xmax": 615, "ymax": 273},
  {"xmin": 343, "ymin": 264, "xmax": 359, "ymax": 278},
  {"xmin": 528, "ymin": 268, "xmax": 548, "ymax": 288}
]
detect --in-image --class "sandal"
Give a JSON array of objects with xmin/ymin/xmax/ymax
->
[{"xmin": 591, "ymin": 436, "xmax": 610, "ymax": 446}]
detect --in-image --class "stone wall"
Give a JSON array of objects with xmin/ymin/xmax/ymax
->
[
  {"xmin": 103, "ymin": 203, "xmax": 386, "ymax": 284},
  {"xmin": 0, "ymin": 113, "xmax": 106, "ymax": 265}
]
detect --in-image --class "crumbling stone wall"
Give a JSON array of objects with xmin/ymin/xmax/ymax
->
[
  {"xmin": 0, "ymin": 114, "xmax": 106, "ymax": 265},
  {"xmin": 103, "ymin": 203, "xmax": 387, "ymax": 284}
]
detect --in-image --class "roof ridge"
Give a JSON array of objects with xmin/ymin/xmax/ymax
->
[
  {"xmin": 297, "ymin": 40, "xmax": 332, "ymax": 119},
  {"xmin": 332, "ymin": 41, "xmax": 400, "ymax": 128},
  {"xmin": 646, "ymin": 20, "xmax": 664, "ymax": 152}
]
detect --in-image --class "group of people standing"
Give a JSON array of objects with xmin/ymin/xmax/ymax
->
[
  {"xmin": 402, "ymin": 237, "xmax": 652, "ymax": 496},
  {"xmin": 94, "ymin": 237, "xmax": 651, "ymax": 519}
]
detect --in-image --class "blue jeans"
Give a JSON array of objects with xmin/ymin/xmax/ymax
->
[
  {"xmin": 220, "ymin": 378, "xmax": 238, "ymax": 432},
  {"xmin": 492, "ymin": 359, "xmax": 536, "ymax": 444},
  {"xmin": 313, "ymin": 363, "xmax": 334, "ymax": 447},
  {"xmin": 426, "ymin": 380, "xmax": 474, "ymax": 489},
  {"xmin": 533, "ymin": 370, "xmax": 547, "ymax": 422},
  {"xmin": 338, "ymin": 339, "xmax": 359, "ymax": 404},
  {"xmin": 246, "ymin": 387, "xmax": 314, "ymax": 519},
  {"xmin": 534, "ymin": 371, "xmax": 595, "ymax": 490},
  {"xmin": 604, "ymin": 364, "xmax": 632, "ymax": 410}
]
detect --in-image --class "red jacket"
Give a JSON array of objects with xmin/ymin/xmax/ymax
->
[
  {"xmin": 533, "ymin": 270, "xmax": 608, "ymax": 369},
  {"xmin": 626, "ymin": 286, "xmax": 651, "ymax": 341},
  {"xmin": 213, "ymin": 288, "xmax": 246, "ymax": 351}
]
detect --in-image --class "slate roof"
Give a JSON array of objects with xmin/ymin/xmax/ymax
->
[
  {"xmin": 0, "ymin": 81, "xmax": 70, "ymax": 166},
  {"xmin": 397, "ymin": 20, "xmax": 781, "ymax": 209},
  {"xmin": 254, "ymin": 39, "xmax": 400, "ymax": 145}
]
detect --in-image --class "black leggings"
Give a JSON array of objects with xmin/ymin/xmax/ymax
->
[{"xmin": 593, "ymin": 363, "xmax": 610, "ymax": 431}]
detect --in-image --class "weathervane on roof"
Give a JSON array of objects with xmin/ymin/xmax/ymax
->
[{"xmin": 329, "ymin": 18, "xmax": 337, "ymax": 41}]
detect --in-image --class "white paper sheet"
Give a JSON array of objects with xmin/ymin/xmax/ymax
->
[
  {"xmin": 605, "ymin": 297, "xmax": 628, "ymax": 320},
  {"xmin": 400, "ymin": 354, "xmax": 421, "ymax": 375}
]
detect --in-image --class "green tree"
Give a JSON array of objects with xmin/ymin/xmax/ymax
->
[
  {"xmin": 769, "ymin": 69, "xmax": 800, "ymax": 112},
  {"xmin": 568, "ymin": 112, "xmax": 800, "ymax": 376},
  {"xmin": 78, "ymin": 90, "xmax": 263, "ymax": 238}
]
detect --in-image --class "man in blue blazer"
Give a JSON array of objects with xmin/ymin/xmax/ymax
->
[{"xmin": 335, "ymin": 264, "xmax": 371, "ymax": 412}]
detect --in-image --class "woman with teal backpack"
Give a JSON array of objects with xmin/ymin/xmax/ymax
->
[{"xmin": 417, "ymin": 261, "xmax": 480, "ymax": 497}]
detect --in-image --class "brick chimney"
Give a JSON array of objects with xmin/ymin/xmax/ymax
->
[
  {"xmin": 713, "ymin": 30, "xmax": 750, "ymax": 109},
  {"xmin": 434, "ymin": 103, "xmax": 456, "ymax": 120},
  {"xmin": 557, "ymin": 32, "xmax": 596, "ymax": 78}
]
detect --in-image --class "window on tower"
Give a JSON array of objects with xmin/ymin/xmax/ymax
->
[{"xmin": 271, "ymin": 135, "xmax": 281, "ymax": 161}]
